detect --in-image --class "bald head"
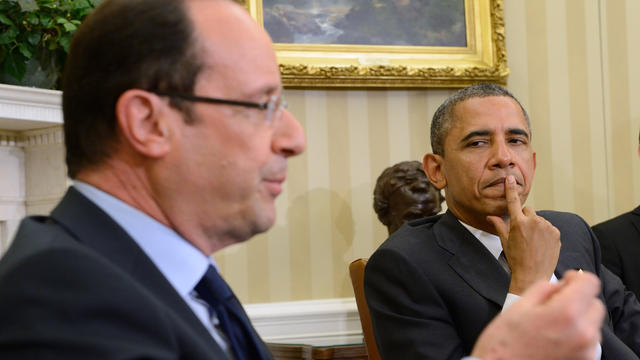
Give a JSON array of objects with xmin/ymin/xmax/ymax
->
[{"xmin": 185, "ymin": 0, "xmax": 280, "ymax": 98}]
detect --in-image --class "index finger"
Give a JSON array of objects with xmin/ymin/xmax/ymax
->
[{"xmin": 504, "ymin": 175, "xmax": 523, "ymax": 219}]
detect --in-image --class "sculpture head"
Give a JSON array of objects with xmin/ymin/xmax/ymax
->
[{"xmin": 374, "ymin": 161, "xmax": 444, "ymax": 235}]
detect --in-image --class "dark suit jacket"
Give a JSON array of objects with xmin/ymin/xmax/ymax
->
[
  {"xmin": 365, "ymin": 210, "xmax": 640, "ymax": 360},
  {"xmin": 593, "ymin": 206, "xmax": 640, "ymax": 300},
  {"xmin": 0, "ymin": 187, "xmax": 271, "ymax": 359}
]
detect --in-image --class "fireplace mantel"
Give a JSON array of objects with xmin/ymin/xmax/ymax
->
[{"xmin": 0, "ymin": 84, "xmax": 62, "ymax": 131}]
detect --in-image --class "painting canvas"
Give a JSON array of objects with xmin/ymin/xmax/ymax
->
[
  {"xmin": 263, "ymin": 0, "xmax": 466, "ymax": 47},
  {"xmin": 242, "ymin": 0, "xmax": 508, "ymax": 88}
]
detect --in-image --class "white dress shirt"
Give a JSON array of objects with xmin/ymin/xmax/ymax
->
[{"xmin": 73, "ymin": 181, "xmax": 232, "ymax": 355}]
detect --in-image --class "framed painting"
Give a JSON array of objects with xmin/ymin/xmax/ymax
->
[{"xmin": 239, "ymin": 0, "xmax": 507, "ymax": 88}]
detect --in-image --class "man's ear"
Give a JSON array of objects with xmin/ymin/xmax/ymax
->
[
  {"xmin": 423, "ymin": 153, "xmax": 447, "ymax": 190},
  {"xmin": 115, "ymin": 89, "xmax": 172, "ymax": 158},
  {"xmin": 533, "ymin": 151, "xmax": 537, "ymax": 171}
]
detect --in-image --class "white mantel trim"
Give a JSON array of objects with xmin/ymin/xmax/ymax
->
[
  {"xmin": 0, "ymin": 84, "xmax": 62, "ymax": 131},
  {"xmin": 245, "ymin": 297, "xmax": 363, "ymax": 346},
  {"xmin": 0, "ymin": 126, "xmax": 64, "ymax": 148}
]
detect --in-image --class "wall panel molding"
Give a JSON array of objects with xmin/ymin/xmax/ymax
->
[{"xmin": 246, "ymin": 297, "xmax": 362, "ymax": 346}]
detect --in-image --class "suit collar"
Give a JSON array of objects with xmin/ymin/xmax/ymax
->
[
  {"xmin": 435, "ymin": 211, "xmax": 510, "ymax": 306},
  {"xmin": 72, "ymin": 181, "xmax": 210, "ymax": 300},
  {"xmin": 50, "ymin": 187, "xmax": 228, "ymax": 357}
]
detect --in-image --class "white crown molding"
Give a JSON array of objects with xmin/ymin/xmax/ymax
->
[
  {"xmin": 22, "ymin": 126, "xmax": 64, "ymax": 147},
  {"xmin": 0, "ymin": 84, "xmax": 62, "ymax": 131},
  {"xmin": 245, "ymin": 297, "xmax": 363, "ymax": 346},
  {"xmin": 0, "ymin": 131, "xmax": 22, "ymax": 147},
  {"xmin": 0, "ymin": 126, "xmax": 64, "ymax": 148}
]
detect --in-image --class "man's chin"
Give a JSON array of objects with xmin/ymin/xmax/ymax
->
[
  {"xmin": 483, "ymin": 202, "xmax": 509, "ymax": 218},
  {"xmin": 252, "ymin": 206, "xmax": 276, "ymax": 235}
]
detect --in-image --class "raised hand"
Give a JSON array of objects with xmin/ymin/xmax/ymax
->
[
  {"xmin": 486, "ymin": 175, "xmax": 561, "ymax": 295},
  {"xmin": 472, "ymin": 270, "xmax": 604, "ymax": 360}
]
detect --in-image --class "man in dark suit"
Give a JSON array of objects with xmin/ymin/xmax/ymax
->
[
  {"xmin": 0, "ymin": 1, "xmax": 609, "ymax": 359},
  {"xmin": 593, "ymin": 207, "xmax": 640, "ymax": 299},
  {"xmin": 0, "ymin": 0, "xmax": 306, "ymax": 358},
  {"xmin": 365, "ymin": 83, "xmax": 640, "ymax": 360},
  {"xmin": 592, "ymin": 134, "xmax": 640, "ymax": 300}
]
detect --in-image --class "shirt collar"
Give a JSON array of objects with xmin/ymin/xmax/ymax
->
[
  {"xmin": 73, "ymin": 181, "xmax": 216, "ymax": 297},
  {"xmin": 458, "ymin": 220, "xmax": 503, "ymax": 260}
]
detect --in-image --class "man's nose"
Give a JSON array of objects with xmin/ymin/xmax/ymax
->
[
  {"xmin": 273, "ymin": 109, "xmax": 306, "ymax": 157},
  {"xmin": 489, "ymin": 141, "xmax": 514, "ymax": 169}
]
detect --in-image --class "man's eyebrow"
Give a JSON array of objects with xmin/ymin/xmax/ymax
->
[
  {"xmin": 460, "ymin": 130, "xmax": 491, "ymax": 143},
  {"xmin": 459, "ymin": 128, "xmax": 530, "ymax": 144},
  {"xmin": 507, "ymin": 128, "xmax": 530, "ymax": 139},
  {"xmin": 247, "ymin": 84, "xmax": 281, "ymax": 99}
]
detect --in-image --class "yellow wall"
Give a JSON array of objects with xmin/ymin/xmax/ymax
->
[{"xmin": 216, "ymin": 0, "xmax": 640, "ymax": 304}]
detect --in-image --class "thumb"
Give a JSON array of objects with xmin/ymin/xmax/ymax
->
[{"xmin": 487, "ymin": 215, "xmax": 508, "ymax": 245}]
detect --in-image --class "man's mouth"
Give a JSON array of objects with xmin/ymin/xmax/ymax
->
[
  {"xmin": 486, "ymin": 178, "xmax": 506, "ymax": 188},
  {"xmin": 485, "ymin": 177, "xmax": 521, "ymax": 188},
  {"xmin": 264, "ymin": 177, "xmax": 285, "ymax": 196}
]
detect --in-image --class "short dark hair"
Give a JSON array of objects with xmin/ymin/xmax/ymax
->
[
  {"xmin": 62, "ymin": 0, "xmax": 203, "ymax": 178},
  {"xmin": 430, "ymin": 83, "xmax": 531, "ymax": 156}
]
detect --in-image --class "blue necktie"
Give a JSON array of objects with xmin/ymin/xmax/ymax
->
[{"xmin": 194, "ymin": 266, "xmax": 270, "ymax": 360}]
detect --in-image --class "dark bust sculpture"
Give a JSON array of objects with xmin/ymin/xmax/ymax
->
[{"xmin": 373, "ymin": 160, "xmax": 444, "ymax": 235}]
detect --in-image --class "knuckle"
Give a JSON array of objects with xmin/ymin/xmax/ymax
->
[
  {"xmin": 513, "ymin": 217, "xmax": 525, "ymax": 228},
  {"xmin": 557, "ymin": 304, "xmax": 582, "ymax": 325},
  {"xmin": 573, "ymin": 328, "xmax": 596, "ymax": 351}
]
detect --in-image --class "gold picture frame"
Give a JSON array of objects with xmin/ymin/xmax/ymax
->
[{"xmin": 240, "ymin": 0, "xmax": 507, "ymax": 88}]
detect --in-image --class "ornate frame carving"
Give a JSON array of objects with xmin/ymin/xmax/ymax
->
[{"xmin": 240, "ymin": 0, "xmax": 507, "ymax": 88}]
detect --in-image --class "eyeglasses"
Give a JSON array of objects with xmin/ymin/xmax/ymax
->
[{"xmin": 153, "ymin": 91, "xmax": 287, "ymax": 125}]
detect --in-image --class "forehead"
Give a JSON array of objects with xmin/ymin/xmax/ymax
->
[
  {"xmin": 449, "ymin": 96, "xmax": 529, "ymax": 136},
  {"xmin": 187, "ymin": 0, "xmax": 281, "ymax": 95}
]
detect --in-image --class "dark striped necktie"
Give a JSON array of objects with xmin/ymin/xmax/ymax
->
[
  {"xmin": 194, "ymin": 265, "xmax": 271, "ymax": 360},
  {"xmin": 498, "ymin": 251, "xmax": 511, "ymax": 274}
]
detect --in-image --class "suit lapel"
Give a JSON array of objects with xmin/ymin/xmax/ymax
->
[
  {"xmin": 630, "ymin": 206, "xmax": 640, "ymax": 235},
  {"xmin": 50, "ymin": 187, "xmax": 229, "ymax": 358},
  {"xmin": 434, "ymin": 212, "xmax": 510, "ymax": 307}
]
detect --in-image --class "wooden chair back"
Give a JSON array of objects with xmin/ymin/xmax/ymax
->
[{"xmin": 349, "ymin": 258, "xmax": 381, "ymax": 360}]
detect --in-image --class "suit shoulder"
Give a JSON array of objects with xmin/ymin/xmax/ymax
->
[
  {"xmin": 1, "ymin": 216, "xmax": 81, "ymax": 269},
  {"xmin": 0, "ymin": 222, "xmax": 163, "ymax": 313},
  {"xmin": 537, "ymin": 210, "xmax": 586, "ymax": 223},
  {"xmin": 537, "ymin": 210, "xmax": 596, "ymax": 245},
  {"xmin": 537, "ymin": 210, "xmax": 594, "ymax": 232},
  {"xmin": 370, "ymin": 214, "xmax": 445, "ymax": 262},
  {"xmin": 0, "ymin": 215, "xmax": 121, "ymax": 286},
  {"xmin": 0, "ymin": 239, "xmax": 181, "ymax": 358},
  {"xmin": 593, "ymin": 210, "xmax": 637, "ymax": 234}
]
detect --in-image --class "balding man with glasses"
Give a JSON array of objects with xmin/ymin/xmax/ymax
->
[
  {"xmin": 0, "ymin": 0, "xmax": 605, "ymax": 359},
  {"xmin": 0, "ymin": 0, "xmax": 302, "ymax": 359}
]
